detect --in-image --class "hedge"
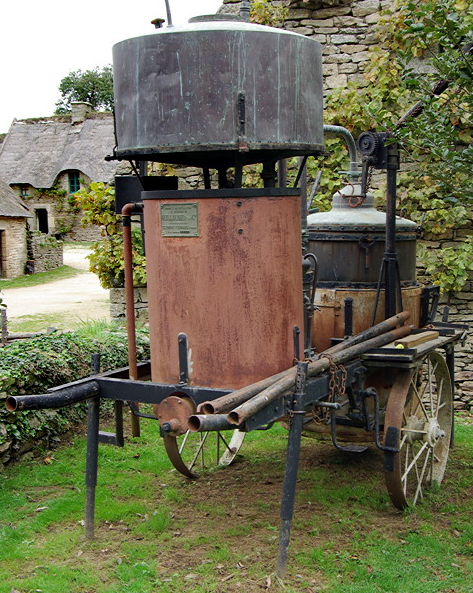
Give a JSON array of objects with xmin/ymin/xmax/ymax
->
[{"xmin": 0, "ymin": 327, "xmax": 150, "ymax": 466}]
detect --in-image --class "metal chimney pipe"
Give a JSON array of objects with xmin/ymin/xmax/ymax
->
[
  {"xmin": 164, "ymin": 0, "xmax": 173, "ymax": 27},
  {"xmin": 240, "ymin": 0, "xmax": 251, "ymax": 21}
]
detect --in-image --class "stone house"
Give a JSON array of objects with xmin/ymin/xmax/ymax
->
[
  {"xmin": 0, "ymin": 177, "xmax": 30, "ymax": 278},
  {"xmin": 0, "ymin": 102, "xmax": 118, "ymax": 241}
]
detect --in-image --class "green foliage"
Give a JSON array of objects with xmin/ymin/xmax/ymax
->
[
  {"xmin": 0, "ymin": 324, "xmax": 150, "ymax": 454},
  {"xmin": 75, "ymin": 182, "xmax": 119, "ymax": 234},
  {"xmin": 250, "ymin": 0, "xmax": 288, "ymax": 27},
  {"xmin": 392, "ymin": 0, "xmax": 473, "ymax": 206},
  {"xmin": 418, "ymin": 237, "xmax": 473, "ymax": 293},
  {"xmin": 55, "ymin": 65, "xmax": 114, "ymax": 113},
  {"xmin": 87, "ymin": 227, "xmax": 146, "ymax": 289},
  {"xmin": 74, "ymin": 182, "xmax": 147, "ymax": 288}
]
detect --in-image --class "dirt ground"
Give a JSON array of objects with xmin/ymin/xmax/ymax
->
[{"xmin": 2, "ymin": 246, "xmax": 111, "ymax": 323}]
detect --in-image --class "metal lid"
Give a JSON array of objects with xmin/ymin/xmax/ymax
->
[
  {"xmin": 117, "ymin": 13, "xmax": 306, "ymax": 42},
  {"xmin": 307, "ymin": 184, "xmax": 417, "ymax": 232}
]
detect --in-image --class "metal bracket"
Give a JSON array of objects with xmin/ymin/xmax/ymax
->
[
  {"xmin": 330, "ymin": 409, "xmax": 368, "ymax": 453},
  {"xmin": 178, "ymin": 333, "xmax": 189, "ymax": 384},
  {"xmin": 237, "ymin": 91, "xmax": 248, "ymax": 152},
  {"xmin": 383, "ymin": 426, "xmax": 399, "ymax": 472},
  {"xmin": 420, "ymin": 285, "xmax": 440, "ymax": 326},
  {"xmin": 361, "ymin": 388, "xmax": 400, "ymax": 467}
]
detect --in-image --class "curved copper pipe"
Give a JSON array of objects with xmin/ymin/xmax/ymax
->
[{"xmin": 122, "ymin": 202, "xmax": 143, "ymax": 437}]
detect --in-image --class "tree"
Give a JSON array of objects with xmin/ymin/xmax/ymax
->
[{"xmin": 55, "ymin": 66, "xmax": 114, "ymax": 113}]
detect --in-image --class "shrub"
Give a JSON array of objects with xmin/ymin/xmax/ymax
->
[
  {"xmin": 0, "ymin": 323, "xmax": 150, "ymax": 462},
  {"xmin": 74, "ymin": 182, "xmax": 147, "ymax": 289}
]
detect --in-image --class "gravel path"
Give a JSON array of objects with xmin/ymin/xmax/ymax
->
[{"xmin": 2, "ymin": 247, "xmax": 110, "ymax": 321}]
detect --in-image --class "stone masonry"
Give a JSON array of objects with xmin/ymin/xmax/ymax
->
[
  {"xmin": 109, "ymin": 287, "xmax": 149, "ymax": 323},
  {"xmin": 0, "ymin": 218, "xmax": 28, "ymax": 278},
  {"xmin": 30, "ymin": 232, "xmax": 63, "ymax": 273}
]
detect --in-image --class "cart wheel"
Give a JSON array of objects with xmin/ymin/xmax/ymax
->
[
  {"xmin": 384, "ymin": 351, "xmax": 453, "ymax": 509},
  {"xmin": 164, "ymin": 429, "xmax": 246, "ymax": 478}
]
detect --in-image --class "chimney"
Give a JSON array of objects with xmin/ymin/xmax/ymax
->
[{"xmin": 71, "ymin": 101, "xmax": 93, "ymax": 124}]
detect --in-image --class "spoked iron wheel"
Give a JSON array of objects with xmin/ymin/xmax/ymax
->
[
  {"xmin": 384, "ymin": 351, "xmax": 453, "ymax": 509},
  {"xmin": 163, "ymin": 430, "xmax": 246, "ymax": 478}
]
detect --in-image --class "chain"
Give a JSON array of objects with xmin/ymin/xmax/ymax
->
[{"xmin": 311, "ymin": 354, "xmax": 348, "ymax": 424}]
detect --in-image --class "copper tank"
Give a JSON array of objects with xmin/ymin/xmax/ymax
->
[
  {"xmin": 112, "ymin": 15, "xmax": 324, "ymax": 168},
  {"xmin": 143, "ymin": 189, "xmax": 304, "ymax": 389},
  {"xmin": 308, "ymin": 184, "xmax": 421, "ymax": 352}
]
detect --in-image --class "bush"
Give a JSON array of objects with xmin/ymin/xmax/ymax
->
[
  {"xmin": 74, "ymin": 182, "xmax": 147, "ymax": 289},
  {"xmin": 0, "ymin": 323, "xmax": 150, "ymax": 463}
]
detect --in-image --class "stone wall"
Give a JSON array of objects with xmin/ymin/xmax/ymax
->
[
  {"xmin": 417, "ymin": 246, "xmax": 473, "ymax": 411},
  {"xmin": 109, "ymin": 287, "xmax": 149, "ymax": 323},
  {"xmin": 0, "ymin": 217, "xmax": 28, "ymax": 278},
  {"xmin": 30, "ymin": 232, "xmax": 63, "ymax": 273},
  {"xmin": 285, "ymin": 0, "xmax": 384, "ymax": 90}
]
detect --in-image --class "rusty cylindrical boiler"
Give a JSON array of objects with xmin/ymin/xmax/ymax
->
[
  {"xmin": 112, "ymin": 14, "xmax": 325, "ymax": 389},
  {"xmin": 144, "ymin": 188, "xmax": 304, "ymax": 389},
  {"xmin": 307, "ymin": 183, "xmax": 421, "ymax": 352}
]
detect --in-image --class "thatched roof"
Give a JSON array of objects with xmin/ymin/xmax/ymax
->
[
  {"xmin": 0, "ymin": 177, "xmax": 30, "ymax": 218},
  {"xmin": 0, "ymin": 114, "xmax": 117, "ymax": 189}
]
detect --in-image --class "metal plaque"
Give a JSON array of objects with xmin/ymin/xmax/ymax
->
[{"xmin": 160, "ymin": 203, "xmax": 199, "ymax": 237}]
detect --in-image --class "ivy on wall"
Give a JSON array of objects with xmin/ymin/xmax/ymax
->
[
  {"xmin": 314, "ymin": 0, "xmax": 473, "ymax": 292},
  {"xmin": 36, "ymin": 183, "xmax": 80, "ymax": 236}
]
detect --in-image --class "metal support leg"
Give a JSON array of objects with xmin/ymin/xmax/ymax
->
[
  {"xmin": 114, "ymin": 401, "xmax": 125, "ymax": 447},
  {"xmin": 276, "ymin": 362, "xmax": 308, "ymax": 579},
  {"xmin": 85, "ymin": 397, "xmax": 100, "ymax": 539}
]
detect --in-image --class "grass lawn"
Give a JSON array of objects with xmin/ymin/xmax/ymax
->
[{"xmin": 0, "ymin": 415, "xmax": 472, "ymax": 592}]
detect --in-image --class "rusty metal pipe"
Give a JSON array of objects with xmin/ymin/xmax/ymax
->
[
  {"xmin": 227, "ymin": 324, "xmax": 411, "ymax": 426},
  {"xmin": 122, "ymin": 202, "xmax": 143, "ymax": 437},
  {"xmin": 6, "ymin": 380, "xmax": 100, "ymax": 412},
  {"xmin": 200, "ymin": 311, "xmax": 410, "ymax": 415},
  {"xmin": 198, "ymin": 368, "xmax": 291, "ymax": 415},
  {"xmin": 324, "ymin": 310, "xmax": 410, "ymax": 355},
  {"xmin": 187, "ymin": 414, "xmax": 238, "ymax": 433}
]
